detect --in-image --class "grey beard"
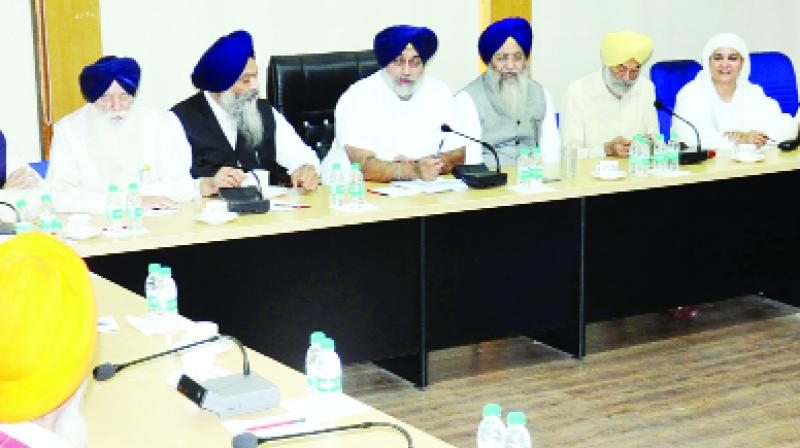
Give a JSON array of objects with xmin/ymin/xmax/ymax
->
[
  {"xmin": 381, "ymin": 70, "xmax": 424, "ymax": 101},
  {"xmin": 486, "ymin": 66, "xmax": 529, "ymax": 120},
  {"xmin": 603, "ymin": 66, "xmax": 636, "ymax": 97},
  {"xmin": 219, "ymin": 89, "xmax": 264, "ymax": 148}
]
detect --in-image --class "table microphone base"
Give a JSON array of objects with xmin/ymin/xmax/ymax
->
[
  {"xmin": 452, "ymin": 164, "xmax": 508, "ymax": 188},
  {"xmin": 679, "ymin": 150, "xmax": 709, "ymax": 165},
  {"xmin": 177, "ymin": 372, "xmax": 281, "ymax": 417}
]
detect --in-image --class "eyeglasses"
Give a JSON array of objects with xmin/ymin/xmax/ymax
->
[
  {"xmin": 390, "ymin": 56, "xmax": 423, "ymax": 69},
  {"xmin": 492, "ymin": 52, "xmax": 525, "ymax": 64},
  {"xmin": 95, "ymin": 92, "xmax": 134, "ymax": 107},
  {"xmin": 610, "ymin": 63, "xmax": 640, "ymax": 77}
]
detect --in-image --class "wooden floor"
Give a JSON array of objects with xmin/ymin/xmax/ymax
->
[{"xmin": 343, "ymin": 296, "xmax": 800, "ymax": 448}]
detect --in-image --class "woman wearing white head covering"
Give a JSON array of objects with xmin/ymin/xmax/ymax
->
[{"xmin": 673, "ymin": 32, "xmax": 798, "ymax": 149}]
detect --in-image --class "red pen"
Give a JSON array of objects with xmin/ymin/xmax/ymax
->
[
  {"xmin": 273, "ymin": 203, "xmax": 311, "ymax": 209},
  {"xmin": 246, "ymin": 417, "xmax": 306, "ymax": 432},
  {"xmin": 367, "ymin": 188, "xmax": 387, "ymax": 196}
]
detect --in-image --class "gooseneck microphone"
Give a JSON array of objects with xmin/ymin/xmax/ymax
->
[
  {"xmin": 231, "ymin": 421, "xmax": 413, "ymax": 448},
  {"xmin": 93, "ymin": 335, "xmax": 222, "ymax": 381},
  {"xmin": 653, "ymin": 100, "xmax": 709, "ymax": 164},
  {"xmin": 440, "ymin": 124, "xmax": 507, "ymax": 188}
]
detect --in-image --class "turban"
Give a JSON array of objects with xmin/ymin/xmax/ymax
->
[
  {"xmin": 374, "ymin": 25, "xmax": 438, "ymax": 68},
  {"xmin": 192, "ymin": 30, "xmax": 255, "ymax": 92},
  {"xmin": 478, "ymin": 17, "xmax": 532, "ymax": 64},
  {"xmin": 0, "ymin": 233, "xmax": 97, "ymax": 422},
  {"xmin": 79, "ymin": 56, "xmax": 141, "ymax": 103},
  {"xmin": 600, "ymin": 31, "xmax": 654, "ymax": 67}
]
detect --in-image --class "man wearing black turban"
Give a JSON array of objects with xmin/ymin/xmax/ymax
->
[{"xmin": 321, "ymin": 25, "xmax": 480, "ymax": 183}]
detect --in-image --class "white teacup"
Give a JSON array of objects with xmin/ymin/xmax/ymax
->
[
  {"xmin": 202, "ymin": 200, "xmax": 228, "ymax": 215},
  {"xmin": 66, "ymin": 213, "xmax": 91, "ymax": 228},
  {"xmin": 595, "ymin": 160, "xmax": 620, "ymax": 172},
  {"xmin": 737, "ymin": 143, "xmax": 759, "ymax": 154}
]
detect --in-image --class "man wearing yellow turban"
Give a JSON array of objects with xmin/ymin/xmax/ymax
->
[
  {"xmin": 560, "ymin": 30, "xmax": 659, "ymax": 159},
  {"xmin": 0, "ymin": 233, "xmax": 97, "ymax": 448}
]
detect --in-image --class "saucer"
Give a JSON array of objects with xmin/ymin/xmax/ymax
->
[
  {"xmin": 65, "ymin": 225, "xmax": 100, "ymax": 240},
  {"xmin": 734, "ymin": 152, "xmax": 766, "ymax": 163},
  {"xmin": 195, "ymin": 211, "xmax": 237, "ymax": 225},
  {"xmin": 592, "ymin": 170, "xmax": 627, "ymax": 180}
]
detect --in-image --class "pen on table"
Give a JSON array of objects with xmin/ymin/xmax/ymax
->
[
  {"xmin": 367, "ymin": 188, "xmax": 388, "ymax": 196},
  {"xmin": 273, "ymin": 203, "xmax": 311, "ymax": 209},
  {"xmin": 246, "ymin": 417, "xmax": 306, "ymax": 432}
]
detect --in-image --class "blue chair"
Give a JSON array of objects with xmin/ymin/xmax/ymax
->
[
  {"xmin": 28, "ymin": 160, "xmax": 49, "ymax": 178},
  {"xmin": 749, "ymin": 51, "xmax": 799, "ymax": 116},
  {"xmin": 650, "ymin": 60, "xmax": 702, "ymax": 137},
  {"xmin": 0, "ymin": 131, "xmax": 6, "ymax": 186}
]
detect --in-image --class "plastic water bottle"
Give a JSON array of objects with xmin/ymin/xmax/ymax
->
[
  {"xmin": 503, "ymin": 412, "xmax": 532, "ymax": 448},
  {"xmin": 653, "ymin": 134, "xmax": 667, "ymax": 174},
  {"xmin": 126, "ymin": 182, "xmax": 143, "ymax": 233},
  {"xmin": 477, "ymin": 403, "xmax": 506, "ymax": 448},
  {"xmin": 105, "ymin": 184, "xmax": 125, "ymax": 233},
  {"xmin": 636, "ymin": 137, "xmax": 650, "ymax": 177},
  {"xmin": 628, "ymin": 135, "xmax": 640, "ymax": 175},
  {"xmin": 667, "ymin": 131, "xmax": 681, "ymax": 172},
  {"xmin": 305, "ymin": 331, "xmax": 327, "ymax": 391},
  {"xmin": 158, "ymin": 266, "xmax": 179, "ymax": 323},
  {"xmin": 349, "ymin": 163, "xmax": 365, "ymax": 207},
  {"xmin": 50, "ymin": 219, "xmax": 64, "ymax": 240},
  {"xmin": 14, "ymin": 199, "xmax": 34, "ymax": 232},
  {"xmin": 530, "ymin": 147, "xmax": 544, "ymax": 186},
  {"xmin": 328, "ymin": 163, "xmax": 346, "ymax": 209},
  {"xmin": 145, "ymin": 263, "xmax": 161, "ymax": 318},
  {"xmin": 516, "ymin": 147, "xmax": 531, "ymax": 188},
  {"xmin": 39, "ymin": 193, "xmax": 56, "ymax": 229},
  {"xmin": 315, "ymin": 337, "xmax": 342, "ymax": 395}
]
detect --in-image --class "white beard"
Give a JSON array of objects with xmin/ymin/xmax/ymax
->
[
  {"xmin": 603, "ymin": 66, "xmax": 636, "ymax": 97},
  {"xmin": 381, "ymin": 70, "xmax": 424, "ymax": 101},
  {"xmin": 86, "ymin": 104, "xmax": 146, "ymax": 187},
  {"xmin": 486, "ymin": 66, "xmax": 529, "ymax": 119},
  {"xmin": 219, "ymin": 89, "xmax": 264, "ymax": 148}
]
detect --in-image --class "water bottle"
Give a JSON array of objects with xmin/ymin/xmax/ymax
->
[
  {"xmin": 628, "ymin": 135, "xmax": 640, "ymax": 175},
  {"xmin": 39, "ymin": 193, "xmax": 56, "ymax": 229},
  {"xmin": 14, "ymin": 200, "xmax": 34, "ymax": 232},
  {"xmin": 328, "ymin": 163, "xmax": 346, "ymax": 209},
  {"xmin": 145, "ymin": 263, "xmax": 161, "ymax": 318},
  {"xmin": 516, "ymin": 147, "xmax": 531, "ymax": 188},
  {"xmin": 653, "ymin": 134, "xmax": 667, "ymax": 174},
  {"xmin": 50, "ymin": 219, "xmax": 64, "ymax": 240},
  {"xmin": 667, "ymin": 131, "xmax": 681, "ymax": 172},
  {"xmin": 126, "ymin": 182, "xmax": 144, "ymax": 233},
  {"xmin": 477, "ymin": 403, "xmax": 506, "ymax": 448},
  {"xmin": 530, "ymin": 147, "xmax": 544, "ymax": 186},
  {"xmin": 158, "ymin": 266, "xmax": 179, "ymax": 323},
  {"xmin": 349, "ymin": 163, "xmax": 365, "ymax": 207},
  {"xmin": 503, "ymin": 412, "xmax": 532, "ymax": 448},
  {"xmin": 305, "ymin": 331, "xmax": 327, "ymax": 391},
  {"xmin": 105, "ymin": 184, "xmax": 125, "ymax": 233},
  {"xmin": 315, "ymin": 337, "xmax": 342, "ymax": 394},
  {"xmin": 636, "ymin": 137, "xmax": 650, "ymax": 177}
]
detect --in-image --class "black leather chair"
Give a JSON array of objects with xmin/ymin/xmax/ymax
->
[{"xmin": 267, "ymin": 50, "xmax": 379, "ymax": 160}]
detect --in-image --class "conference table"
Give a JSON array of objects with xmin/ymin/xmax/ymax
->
[
  {"xmin": 87, "ymin": 274, "xmax": 456, "ymax": 447},
  {"xmin": 77, "ymin": 148, "xmax": 800, "ymax": 387}
]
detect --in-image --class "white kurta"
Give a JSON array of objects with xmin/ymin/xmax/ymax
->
[
  {"xmin": 0, "ymin": 422, "xmax": 73, "ymax": 448},
  {"xmin": 47, "ymin": 104, "xmax": 195, "ymax": 214},
  {"xmin": 321, "ymin": 71, "xmax": 479, "ymax": 183},
  {"xmin": 560, "ymin": 69, "xmax": 659, "ymax": 158},
  {"xmin": 454, "ymin": 87, "xmax": 561, "ymax": 165}
]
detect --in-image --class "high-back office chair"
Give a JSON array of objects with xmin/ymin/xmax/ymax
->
[
  {"xmin": 749, "ymin": 51, "xmax": 799, "ymax": 116},
  {"xmin": 267, "ymin": 50, "xmax": 379, "ymax": 160},
  {"xmin": 650, "ymin": 60, "xmax": 702, "ymax": 137}
]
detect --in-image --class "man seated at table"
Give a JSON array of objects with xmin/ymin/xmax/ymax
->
[
  {"xmin": 1, "ymin": 131, "xmax": 41, "ymax": 190},
  {"xmin": 322, "ymin": 25, "xmax": 478, "ymax": 183},
  {"xmin": 171, "ymin": 30, "xmax": 320, "ymax": 197},
  {"xmin": 560, "ymin": 30, "xmax": 659, "ymax": 158},
  {"xmin": 455, "ymin": 17, "xmax": 560, "ymax": 169},
  {"xmin": 47, "ymin": 56, "xmax": 195, "ymax": 214},
  {"xmin": 0, "ymin": 233, "xmax": 97, "ymax": 448}
]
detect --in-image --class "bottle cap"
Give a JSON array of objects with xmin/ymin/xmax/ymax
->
[
  {"xmin": 482, "ymin": 403, "xmax": 501, "ymax": 417},
  {"xmin": 40, "ymin": 193, "xmax": 52, "ymax": 202},
  {"xmin": 148, "ymin": 263, "xmax": 161, "ymax": 274},
  {"xmin": 310, "ymin": 331, "xmax": 326, "ymax": 344},
  {"xmin": 518, "ymin": 147, "xmax": 529, "ymax": 156},
  {"xmin": 351, "ymin": 163, "xmax": 361, "ymax": 170},
  {"xmin": 507, "ymin": 411, "xmax": 526, "ymax": 425},
  {"xmin": 532, "ymin": 146, "xmax": 541, "ymax": 153},
  {"xmin": 332, "ymin": 162, "xmax": 341, "ymax": 170},
  {"xmin": 15, "ymin": 199, "xmax": 26, "ymax": 207},
  {"xmin": 321, "ymin": 337, "xmax": 335, "ymax": 351},
  {"xmin": 161, "ymin": 266, "xmax": 172, "ymax": 277},
  {"xmin": 108, "ymin": 184, "xmax": 119, "ymax": 192},
  {"xmin": 657, "ymin": 133, "xmax": 665, "ymax": 142},
  {"xmin": 128, "ymin": 182, "xmax": 139, "ymax": 190},
  {"xmin": 52, "ymin": 220, "xmax": 63, "ymax": 230},
  {"xmin": 670, "ymin": 131, "xmax": 679, "ymax": 140}
]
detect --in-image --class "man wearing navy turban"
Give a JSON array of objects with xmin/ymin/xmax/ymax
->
[
  {"xmin": 171, "ymin": 30, "xmax": 320, "ymax": 196},
  {"xmin": 1, "ymin": 131, "xmax": 41, "ymax": 191},
  {"xmin": 47, "ymin": 56, "xmax": 195, "ymax": 214},
  {"xmin": 321, "ymin": 25, "xmax": 481, "ymax": 183},
  {"xmin": 455, "ymin": 17, "xmax": 560, "ymax": 169}
]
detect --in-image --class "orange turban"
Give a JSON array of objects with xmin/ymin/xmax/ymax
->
[{"xmin": 0, "ymin": 233, "xmax": 97, "ymax": 422}]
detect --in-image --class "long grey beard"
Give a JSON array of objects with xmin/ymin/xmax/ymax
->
[
  {"xmin": 603, "ymin": 66, "xmax": 636, "ymax": 97},
  {"xmin": 381, "ymin": 70, "xmax": 424, "ymax": 101},
  {"xmin": 86, "ymin": 104, "xmax": 146, "ymax": 185},
  {"xmin": 486, "ymin": 66, "xmax": 529, "ymax": 120},
  {"xmin": 219, "ymin": 89, "xmax": 264, "ymax": 148}
]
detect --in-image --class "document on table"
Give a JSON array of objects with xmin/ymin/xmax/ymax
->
[{"xmin": 370, "ymin": 178, "xmax": 468, "ymax": 197}]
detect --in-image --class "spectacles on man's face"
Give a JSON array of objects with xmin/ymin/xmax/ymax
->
[
  {"xmin": 610, "ymin": 63, "xmax": 640, "ymax": 78},
  {"xmin": 95, "ymin": 92, "xmax": 134, "ymax": 108},
  {"xmin": 492, "ymin": 52, "xmax": 525, "ymax": 64},
  {"xmin": 390, "ymin": 56, "xmax": 423, "ymax": 69}
]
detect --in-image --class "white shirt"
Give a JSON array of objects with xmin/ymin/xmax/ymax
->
[
  {"xmin": 560, "ymin": 69, "xmax": 659, "ymax": 158},
  {"xmin": 47, "ymin": 104, "xmax": 195, "ymax": 214},
  {"xmin": 322, "ymin": 71, "xmax": 479, "ymax": 183},
  {"xmin": 454, "ymin": 87, "xmax": 561, "ymax": 165},
  {"xmin": 0, "ymin": 422, "xmax": 73, "ymax": 448}
]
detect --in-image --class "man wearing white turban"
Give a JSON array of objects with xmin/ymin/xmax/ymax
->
[{"xmin": 560, "ymin": 31, "xmax": 659, "ymax": 158}]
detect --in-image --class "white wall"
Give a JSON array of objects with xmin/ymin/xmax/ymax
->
[
  {"xmin": 0, "ymin": 2, "xmax": 41, "ymax": 162},
  {"xmin": 532, "ymin": 0, "xmax": 800, "ymax": 108},
  {"xmin": 100, "ymin": 0, "xmax": 482, "ymax": 111}
]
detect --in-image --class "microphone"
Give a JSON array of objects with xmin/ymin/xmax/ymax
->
[
  {"xmin": 440, "ymin": 124, "xmax": 507, "ymax": 188},
  {"xmin": 93, "ymin": 335, "xmax": 222, "ymax": 381},
  {"xmin": 231, "ymin": 421, "xmax": 413, "ymax": 448},
  {"xmin": 653, "ymin": 100, "xmax": 709, "ymax": 164},
  {"xmin": 778, "ymin": 139, "xmax": 799, "ymax": 151}
]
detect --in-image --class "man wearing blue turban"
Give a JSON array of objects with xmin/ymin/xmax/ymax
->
[
  {"xmin": 321, "ymin": 25, "xmax": 481, "ymax": 183},
  {"xmin": 455, "ymin": 17, "xmax": 560, "ymax": 169},
  {"xmin": 1, "ymin": 131, "xmax": 41, "ymax": 191},
  {"xmin": 171, "ymin": 30, "xmax": 320, "ymax": 196},
  {"xmin": 47, "ymin": 56, "xmax": 195, "ymax": 214}
]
